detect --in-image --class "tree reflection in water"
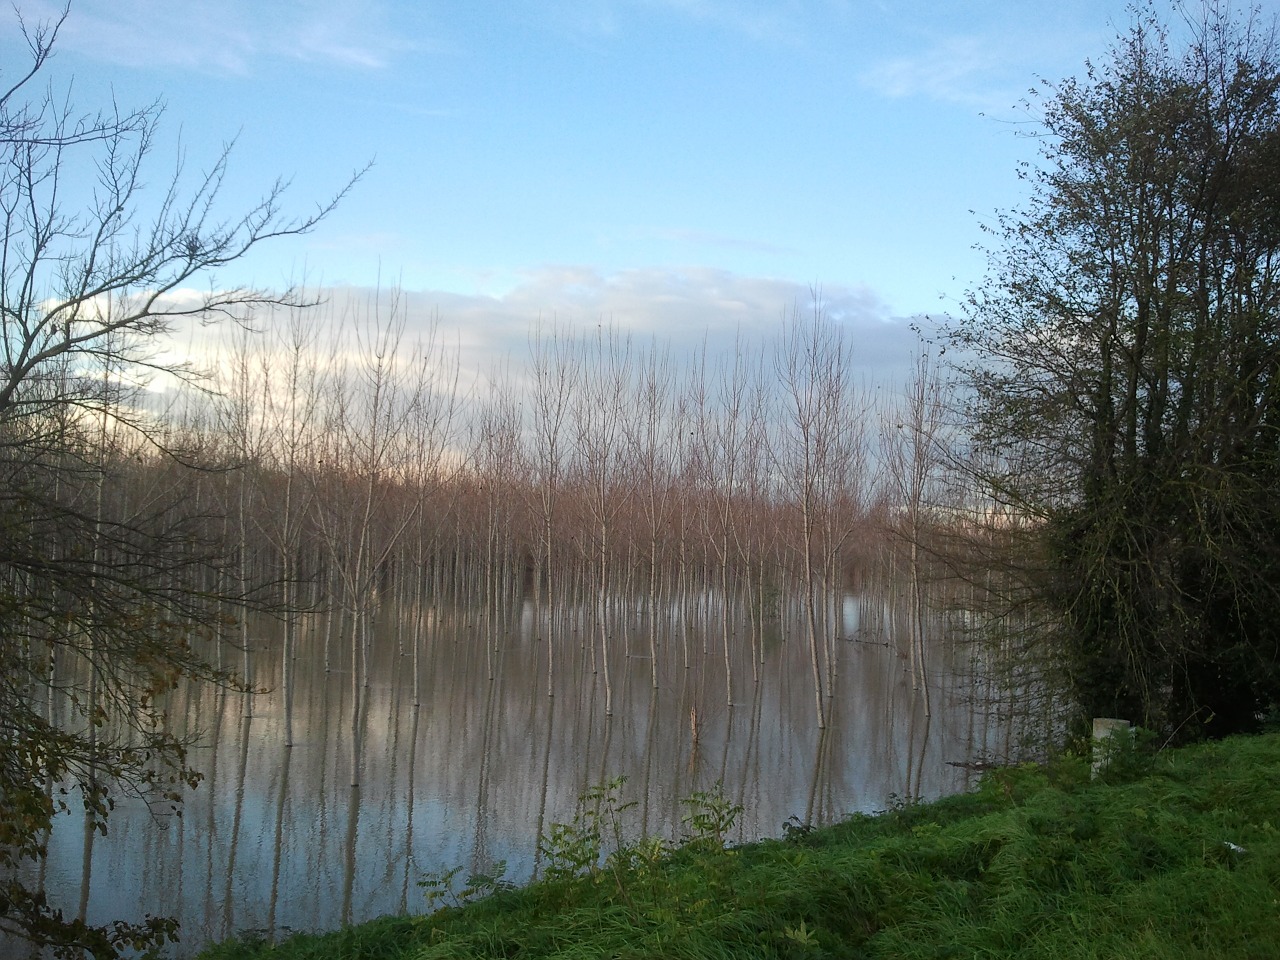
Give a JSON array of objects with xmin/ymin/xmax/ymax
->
[{"xmin": 35, "ymin": 593, "xmax": 1018, "ymax": 957}]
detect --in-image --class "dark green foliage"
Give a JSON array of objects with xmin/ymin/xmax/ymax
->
[
  {"xmin": 202, "ymin": 733, "xmax": 1280, "ymax": 960},
  {"xmin": 952, "ymin": 3, "xmax": 1280, "ymax": 738}
]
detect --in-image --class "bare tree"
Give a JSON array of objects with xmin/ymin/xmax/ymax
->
[
  {"xmin": 623, "ymin": 339, "xmax": 678, "ymax": 688},
  {"xmin": 0, "ymin": 10, "xmax": 359, "ymax": 954},
  {"xmin": 570, "ymin": 327, "xmax": 633, "ymax": 717},
  {"xmin": 690, "ymin": 334, "xmax": 761, "ymax": 707},
  {"xmin": 405, "ymin": 315, "xmax": 461, "ymax": 708},
  {"xmin": 775, "ymin": 300, "xmax": 865, "ymax": 728},
  {"xmin": 469, "ymin": 370, "xmax": 524, "ymax": 679},
  {"xmin": 257, "ymin": 304, "xmax": 325, "ymax": 745},
  {"xmin": 310, "ymin": 291, "xmax": 422, "ymax": 786},
  {"xmin": 526, "ymin": 325, "xmax": 577, "ymax": 695},
  {"xmin": 881, "ymin": 348, "xmax": 950, "ymax": 716}
]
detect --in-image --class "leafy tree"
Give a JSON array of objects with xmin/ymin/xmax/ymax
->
[
  {"xmin": 952, "ymin": 2, "xmax": 1280, "ymax": 738},
  {"xmin": 0, "ymin": 9, "xmax": 355, "ymax": 956}
]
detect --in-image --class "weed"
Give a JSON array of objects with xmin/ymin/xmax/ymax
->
[
  {"xmin": 417, "ymin": 865, "xmax": 464, "ymax": 913},
  {"xmin": 781, "ymin": 919, "xmax": 820, "ymax": 948},
  {"xmin": 681, "ymin": 779, "xmax": 742, "ymax": 849},
  {"xmin": 1092, "ymin": 725, "xmax": 1159, "ymax": 784},
  {"xmin": 782, "ymin": 814, "xmax": 815, "ymax": 843},
  {"xmin": 538, "ymin": 775, "xmax": 636, "ymax": 885},
  {"xmin": 418, "ymin": 860, "xmax": 511, "ymax": 913}
]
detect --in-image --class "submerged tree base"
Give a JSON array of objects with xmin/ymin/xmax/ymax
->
[{"xmin": 201, "ymin": 731, "xmax": 1280, "ymax": 959}]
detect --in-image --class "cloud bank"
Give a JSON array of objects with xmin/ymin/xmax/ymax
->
[{"xmin": 310, "ymin": 266, "xmax": 935, "ymax": 393}]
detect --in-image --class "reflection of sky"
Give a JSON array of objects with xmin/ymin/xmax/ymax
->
[{"xmin": 37, "ymin": 597, "xmax": 1006, "ymax": 956}]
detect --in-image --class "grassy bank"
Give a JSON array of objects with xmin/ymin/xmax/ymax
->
[{"xmin": 200, "ymin": 733, "xmax": 1280, "ymax": 959}]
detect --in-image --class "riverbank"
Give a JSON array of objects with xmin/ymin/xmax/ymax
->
[{"xmin": 199, "ymin": 731, "xmax": 1280, "ymax": 959}]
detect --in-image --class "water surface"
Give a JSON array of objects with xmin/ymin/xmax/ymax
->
[{"xmin": 37, "ymin": 593, "xmax": 1002, "ymax": 956}]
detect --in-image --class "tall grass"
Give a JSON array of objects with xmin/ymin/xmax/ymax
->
[{"xmin": 200, "ymin": 732, "xmax": 1280, "ymax": 959}]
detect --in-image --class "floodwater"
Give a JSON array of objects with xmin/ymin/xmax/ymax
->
[{"xmin": 34, "ymin": 592, "xmax": 1008, "ymax": 957}]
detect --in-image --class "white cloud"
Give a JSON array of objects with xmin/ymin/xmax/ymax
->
[
  {"xmin": 315, "ymin": 266, "xmax": 928, "ymax": 392},
  {"xmin": 859, "ymin": 9, "xmax": 1115, "ymax": 113},
  {"xmin": 143, "ymin": 270, "xmax": 941, "ymax": 439},
  {"xmin": 860, "ymin": 34, "xmax": 1019, "ymax": 109},
  {"xmin": 35, "ymin": 0, "xmax": 409, "ymax": 74}
]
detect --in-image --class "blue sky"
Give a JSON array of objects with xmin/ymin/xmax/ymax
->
[{"xmin": 4, "ymin": 1, "xmax": 1260, "ymax": 379}]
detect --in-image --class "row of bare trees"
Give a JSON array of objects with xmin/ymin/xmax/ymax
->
[
  {"xmin": 110, "ymin": 293, "xmax": 956, "ymax": 731},
  {"xmin": 27, "ymin": 289, "xmax": 968, "ymax": 755}
]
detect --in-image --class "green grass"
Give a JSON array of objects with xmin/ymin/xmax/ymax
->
[{"xmin": 199, "ymin": 733, "xmax": 1280, "ymax": 959}]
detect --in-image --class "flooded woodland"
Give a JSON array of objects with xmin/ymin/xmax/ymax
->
[{"xmin": 16, "ymin": 311, "xmax": 1048, "ymax": 956}]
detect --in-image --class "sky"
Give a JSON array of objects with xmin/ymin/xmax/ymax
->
[{"xmin": 4, "ymin": 0, "xmax": 1270, "ymax": 383}]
